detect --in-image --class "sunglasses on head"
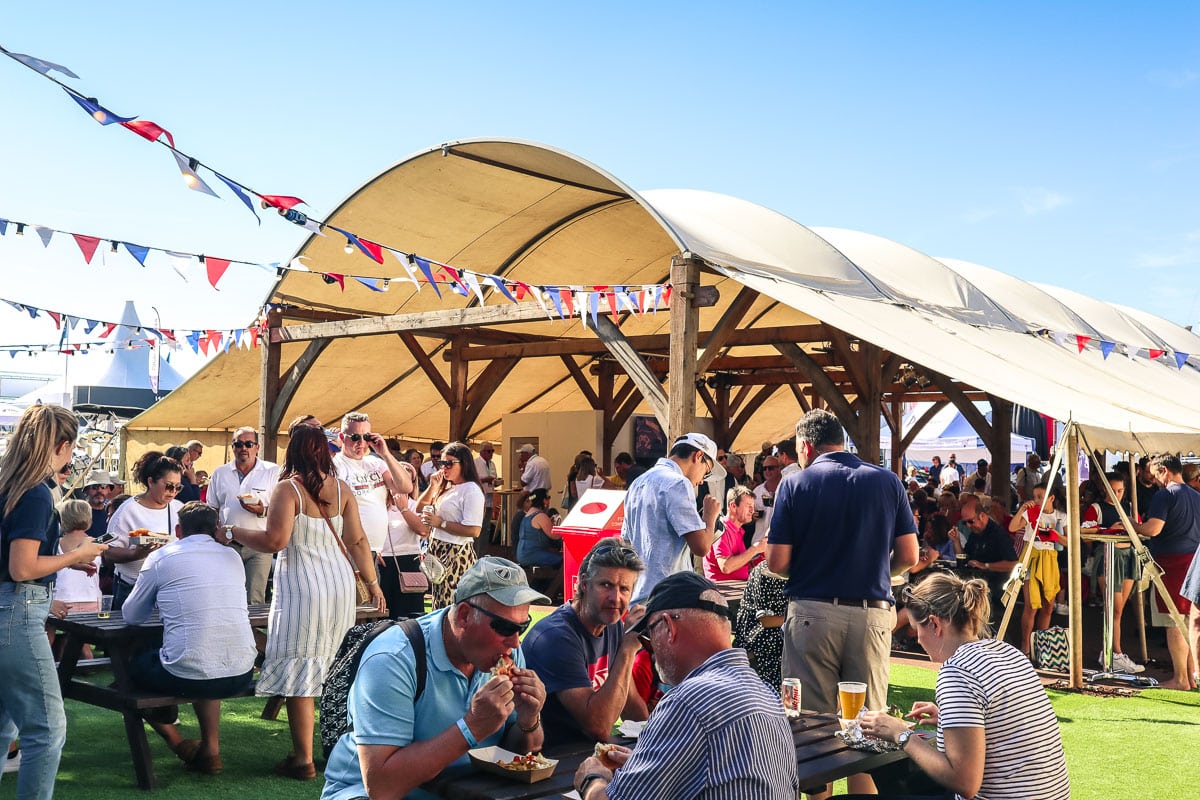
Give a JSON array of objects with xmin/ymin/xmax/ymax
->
[
  {"xmin": 232, "ymin": 440, "xmax": 257, "ymax": 449},
  {"xmin": 465, "ymin": 600, "xmax": 531, "ymax": 637},
  {"xmin": 345, "ymin": 433, "xmax": 375, "ymax": 443}
]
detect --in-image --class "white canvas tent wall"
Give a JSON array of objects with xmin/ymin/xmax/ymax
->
[
  {"xmin": 125, "ymin": 139, "xmax": 1200, "ymax": 466},
  {"xmin": 880, "ymin": 405, "xmax": 1035, "ymax": 468}
]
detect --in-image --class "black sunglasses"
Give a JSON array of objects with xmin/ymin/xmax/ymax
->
[
  {"xmin": 438, "ymin": 459, "xmax": 461, "ymax": 468},
  {"xmin": 232, "ymin": 440, "xmax": 258, "ymax": 449},
  {"xmin": 345, "ymin": 433, "xmax": 375, "ymax": 443},
  {"xmin": 465, "ymin": 600, "xmax": 531, "ymax": 637}
]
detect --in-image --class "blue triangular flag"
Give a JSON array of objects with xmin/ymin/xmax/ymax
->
[
  {"xmin": 0, "ymin": 220, "xmax": 6, "ymax": 236},
  {"xmin": 353, "ymin": 276, "xmax": 385, "ymax": 292},
  {"xmin": 24, "ymin": 305, "xmax": 39, "ymax": 320},
  {"xmin": 1175, "ymin": 351, "xmax": 1190, "ymax": 369},
  {"xmin": 65, "ymin": 90, "xmax": 136, "ymax": 125},
  {"xmin": 232, "ymin": 329, "xmax": 244, "ymax": 350},
  {"xmin": 413, "ymin": 257, "xmax": 442, "ymax": 299},
  {"xmin": 548, "ymin": 288, "xmax": 565, "ymax": 319},
  {"xmin": 590, "ymin": 291, "xmax": 600, "ymax": 329},
  {"xmin": 124, "ymin": 243, "xmax": 150, "ymax": 266},
  {"xmin": 35, "ymin": 226, "xmax": 54, "ymax": 247},
  {"xmin": 1100, "ymin": 340, "xmax": 1115, "ymax": 360},
  {"xmin": 185, "ymin": 331, "xmax": 202, "ymax": 353},
  {"xmin": 83, "ymin": 319, "xmax": 99, "ymax": 334},
  {"xmin": 213, "ymin": 173, "xmax": 261, "ymax": 225},
  {"xmin": 8, "ymin": 52, "xmax": 79, "ymax": 78},
  {"xmin": 486, "ymin": 275, "xmax": 517, "ymax": 303}
]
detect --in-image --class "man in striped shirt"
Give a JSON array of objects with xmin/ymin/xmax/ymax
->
[{"xmin": 573, "ymin": 572, "xmax": 799, "ymax": 800}]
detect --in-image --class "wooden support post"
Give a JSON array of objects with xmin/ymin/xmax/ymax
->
[
  {"xmin": 889, "ymin": 400, "xmax": 904, "ymax": 477},
  {"xmin": 858, "ymin": 342, "xmax": 883, "ymax": 465},
  {"xmin": 668, "ymin": 254, "xmax": 702, "ymax": 440},
  {"xmin": 448, "ymin": 335, "xmax": 469, "ymax": 442},
  {"xmin": 988, "ymin": 396, "xmax": 1013, "ymax": 506},
  {"xmin": 258, "ymin": 308, "xmax": 283, "ymax": 462},
  {"xmin": 1065, "ymin": 425, "xmax": 1084, "ymax": 689}
]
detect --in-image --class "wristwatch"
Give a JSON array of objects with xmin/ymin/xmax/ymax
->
[
  {"xmin": 897, "ymin": 729, "xmax": 914, "ymax": 750},
  {"xmin": 221, "ymin": 524, "xmax": 235, "ymax": 543}
]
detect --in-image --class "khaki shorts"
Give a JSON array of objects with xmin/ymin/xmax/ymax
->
[{"xmin": 781, "ymin": 598, "xmax": 893, "ymax": 714}]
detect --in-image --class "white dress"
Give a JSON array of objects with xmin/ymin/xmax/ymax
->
[{"xmin": 256, "ymin": 480, "xmax": 356, "ymax": 697}]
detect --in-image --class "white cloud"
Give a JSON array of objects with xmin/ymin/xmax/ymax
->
[
  {"xmin": 1147, "ymin": 68, "xmax": 1200, "ymax": 89},
  {"xmin": 1020, "ymin": 188, "xmax": 1070, "ymax": 215}
]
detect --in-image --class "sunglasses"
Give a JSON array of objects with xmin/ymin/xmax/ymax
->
[
  {"xmin": 345, "ymin": 433, "xmax": 375, "ymax": 443},
  {"xmin": 763, "ymin": 465, "xmax": 780, "ymax": 471},
  {"xmin": 465, "ymin": 601, "xmax": 531, "ymax": 637},
  {"xmin": 232, "ymin": 440, "xmax": 258, "ymax": 449},
  {"xmin": 58, "ymin": 465, "xmax": 73, "ymax": 475},
  {"xmin": 717, "ymin": 454, "xmax": 727, "ymax": 461},
  {"xmin": 438, "ymin": 459, "xmax": 461, "ymax": 468},
  {"xmin": 160, "ymin": 482, "xmax": 183, "ymax": 492},
  {"xmin": 901, "ymin": 586, "xmax": 931, "ymax": 622}
]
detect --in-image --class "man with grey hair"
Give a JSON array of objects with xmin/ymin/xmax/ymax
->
[
  {"xmin": 573, "ymin": 571, "xmax": 799, "ymax": 800},
  {"xmin": 767, "ymin": 409, "xmax": 918, "ymax": 798},
  {"xmin": 524, "ymin": 537, "xmax": 649, "ymax": 743},
  {"xmin": 334, "ymin": 412, "xmax": 414, "ymax": 558},
  {"xmin": 206, "ymin": 426, "xmax": 279, "ymax": 604},
  {"xmin": 474, "ymin": 442, "xmax": 500, "ymax": 548}
]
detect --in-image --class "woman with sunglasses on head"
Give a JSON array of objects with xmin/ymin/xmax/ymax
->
[
  {"xmin": 103, "ymin": 451, "xmax": 184, "ymax": 610},
  {"xmin": 1, "ymin": 405, "xmax": 109, "ymax": 800},
  {"xmin": 412, "ymin": 442, "xmax": 485, "ymax": 609},
  {"xmin": 857, "ymin": 573, "xmax": 1069, "ymax": 800},
  {"xmin": 226, "ymin": 423, "xmax": 384, "ymax": 780}
]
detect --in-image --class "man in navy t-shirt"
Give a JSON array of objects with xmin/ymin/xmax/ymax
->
[
  {"xmin": 767, "ymin": 410, "xmax": 918, "ymax": 797},
  {"xmin": 523, "ymin": 537, "xmax": 648, "ymax": 743}
]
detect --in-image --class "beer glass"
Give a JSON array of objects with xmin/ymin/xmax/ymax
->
[{"xmin": 837, "ymin": 681, "xmax": 866, "ymax": 721}]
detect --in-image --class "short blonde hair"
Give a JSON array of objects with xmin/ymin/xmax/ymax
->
[{"xmin": 58, "ymin": 498, "xmax": 93, "ymax": 533}]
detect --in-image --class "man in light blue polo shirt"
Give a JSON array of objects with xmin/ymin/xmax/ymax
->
[
  {"xmin": 321, "ymin": 557, "xmax": 549, "ymax": 800},
  {"xmin": 622, "ymin": 433, "xmax": 723, "ymax": 604}
]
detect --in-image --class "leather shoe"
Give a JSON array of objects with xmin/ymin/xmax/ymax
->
[
  {"xmin": 172, "ymin": 739, "xmax": 201, "ymax": 764},
  {"xmin": 186, "ymin": 753, "xmax": 223, "ymax": 775},
  {"xmin": 274, "ymin": 757, "xmax": 317, "ymax": 780}
]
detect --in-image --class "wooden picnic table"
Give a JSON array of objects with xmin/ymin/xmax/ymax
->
[
  {"xmin": 53, "ymin": 603, "xmax": 385, "ymax": 790},
  {"xmin": 421, "ymin": 710, "xmax": 910, "ymax": 799}
]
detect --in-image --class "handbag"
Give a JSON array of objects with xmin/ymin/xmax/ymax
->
[
  {"xmin": 419, "ymin": 539, "xmax": 447, "ymax": 584},
  {"xmin": 1031, "ymin": 626, "xmax": 1069, "ymax": 672},
  {"xmin": 311, "ymin": 479, "xmax": 373, "ymax": 604},
  {"xmin": 386, "ymin": 504, "xmax": 430, "ymax": 594}
]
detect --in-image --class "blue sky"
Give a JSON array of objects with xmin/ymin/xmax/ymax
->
[{"xmin": 1, "ymin": 2, "xmax": 1197, "ymax": 379}]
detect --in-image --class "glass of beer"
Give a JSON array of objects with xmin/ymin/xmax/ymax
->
[
  {"xmin": 98, "ymin": 595, "xmax": 114, "ymax": 620},
  {"xmin": 837, "ymin": 681, "xmax": 866, "ymax": 722}
]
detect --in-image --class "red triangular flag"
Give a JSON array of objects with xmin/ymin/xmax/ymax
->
[
  {"xmin": 205, "ymin": 257, "xmax": 231, "ymax": 290},
  {"xmin": 515, "ymin": 282, "xmax": 529, "ymax": 301},
  {"xmin": 47, "ymin": 311, "xmax": 62, "ymax": 329},
  {"xmin": 560, "ymin": 289, "xmax": 574, "ymax": 317},
  {"xmin": 1076, "ymin": 335, "xmax": 1090, "ymax": 353},
  {"xmin": 120, "ymin": 119, "xmax": 175, "ymax": 147},
  {"xmin": 605, "ymin": 291, "xmax": 619, "ymax": 317},
  {"xmin": 324, "ymin": 273, "xmax": 346, "ymax": 290},
  {"xmin": 1148, "ymin": 349, "xmax": 1165, "ymax": 360},
  {"xmin": 98, "ymin": 323, "xmax": 117, "ymax": 338},
  {"xmin": 357, "ymin": 238, "xmax": 384, "ymax": 264},
  {"xmin": 259, "ymin": 194, "xmax": 305, "ymax": 211},
  {"xmin": 248, "ymin": 326, "xmax": 261, "ymax": 348},
  {"xmin": 662, "ymin": 285, "xmax": 673, "ymax": 307},
  {"xmin": 72, "ymin": 234, "xmax": 101, "ymax": 264}
]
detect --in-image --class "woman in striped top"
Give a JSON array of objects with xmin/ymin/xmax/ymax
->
[{"xmin": 860, "ymin": 573, "xmax": 1070, "ymax": 800}]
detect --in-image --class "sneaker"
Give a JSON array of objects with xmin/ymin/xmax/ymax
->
[
  {"xmin": 3, "ymin": 749, "xmax": 19, "ymax": 774},
  {"xmin": 1112, "ymin": 652, "xmax": 1145, "ymax": 674},
  {"xmin": 1054, "ymin": 603, "xmax": 1069, "ymax": 616}
]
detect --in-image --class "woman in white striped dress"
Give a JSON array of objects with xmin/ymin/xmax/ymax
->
[{"xmin": 227, "ymin": 424, "xmax": 385, "ymax": 781}]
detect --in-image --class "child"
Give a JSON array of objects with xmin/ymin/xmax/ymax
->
[
  {"xmin": 1009, "ymin": 483, "xmax": 1061, "ymax": 657},
  {"xmin": 51, "ymin": 499, "xmax": 103, "ymax": 659}
]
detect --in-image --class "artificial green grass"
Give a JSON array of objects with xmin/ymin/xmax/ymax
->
[{"xmin": 6, "ymin": 626, "xmax": 1197, "ymax": 798}]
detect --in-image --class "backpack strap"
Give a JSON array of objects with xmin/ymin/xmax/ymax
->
[{"xmin": 398, "ymin": 617, "xmax": 426, "ymax": 701}]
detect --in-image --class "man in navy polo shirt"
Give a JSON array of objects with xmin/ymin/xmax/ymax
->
[{"xmin": 767, "ymin": 409, "xmax": 918, "ymax": 798}]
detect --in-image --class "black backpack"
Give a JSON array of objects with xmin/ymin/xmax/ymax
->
[{"xmin": 319, "ymin": 618, "xmax": 426, "ymax": 758}]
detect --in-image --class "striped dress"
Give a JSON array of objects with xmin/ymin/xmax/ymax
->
[
  {"xmin": 256, "ymin": 480, "xmax": 356, "ymax": 698},
  {"xmin": 936, "ymin": 638, "xmax": 1070, "ymax": 800}
]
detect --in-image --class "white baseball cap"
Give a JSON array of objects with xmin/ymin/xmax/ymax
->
[{"xmin": 674, "ymin": 432, "xmax": 726, "ymax": 481}]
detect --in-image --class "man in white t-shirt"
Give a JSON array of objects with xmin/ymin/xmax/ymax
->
[
  {"xmin": 752, "ymin": 456, "xmax": 783, "ymax": 544},
  {"xmin": 774, "ymin": 438, "xmax": 801, "ymax": 478},
  {"xmin": 474, "ymin": 442, "xmax": 500, "ymax": 549},
  {"xmin": 334, "ymin": 412, "xmax": 414, "ymax": 555},
  {"xmin": 420, "ymin": 441, "xmax": 446, "ymax": 485},
  {"xmin": 518, "ymin": 443, "xmax": 551, "ymax": 505},
  {"xmin": 206, "ymin": 426, "xmax": 280, "ymax": 604}
]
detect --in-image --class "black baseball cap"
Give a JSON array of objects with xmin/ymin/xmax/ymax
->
[{"xmin": 631, "ymin": 571, "xmax": 730, "ymax": 633}]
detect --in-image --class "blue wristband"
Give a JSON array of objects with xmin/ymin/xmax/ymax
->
[{"xmin": 456, "ymin": 717, "xmax": 479, "ymax": 749}]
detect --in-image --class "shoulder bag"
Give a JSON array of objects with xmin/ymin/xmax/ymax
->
[{"xmin": 309, "ymin": 478, "xmax": 372, "ymax": 604}]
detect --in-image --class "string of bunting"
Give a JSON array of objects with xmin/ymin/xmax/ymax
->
[
  {"xmin": 0, "ymin": 43, "xmax": 673, "ymax": 324},
  {"xmin": 1043, "ymin": 330, "xmax": 1193, "ymax": 370}
]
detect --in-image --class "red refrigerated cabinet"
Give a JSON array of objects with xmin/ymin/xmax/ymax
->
[{"xmin": 553, "ymin": 489, "xmax": 626, "ymax": 601}]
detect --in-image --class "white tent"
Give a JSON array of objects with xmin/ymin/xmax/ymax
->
[{"xmin": 879, "ymin": 405, "xmax": 1034, "ymax": 469}]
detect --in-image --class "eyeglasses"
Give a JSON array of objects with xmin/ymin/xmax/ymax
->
[
  {"xmin": 439, "ymin": 459, "xmax": 461, "ymax": 468},
  {"xmin": 232, "ymin": 440, "xmax": 258, "ymax": 449},
  {"xmin": 345, "ymin": 433, "xmax": 375, "ymax": 443},
  {"xmin": 763, "ymin": 465, "xmax": 780, "ymax": 471},
  {"xmin": 160, "ymin": 482, "xmax": 183, "ymax": 492},
  {"xmin": 717, "ymin": 454, "xmax": 727, "ymax": 461},
  {"xmin": 465, "ymin": 601, "xmax": 531, "ymax": 637},
  {"xmin": 637, "ymin": 613, "xmax": 677, "ymax": 648}
]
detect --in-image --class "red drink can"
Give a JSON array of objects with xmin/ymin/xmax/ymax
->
[{"xmin": 781, "ymin": 678, "xmax": 802, "ymax": 717}]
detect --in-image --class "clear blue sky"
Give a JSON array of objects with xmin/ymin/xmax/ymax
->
[{"xmin": 1, "ymin": 2, "xmax": 1197, "ymax": 378}]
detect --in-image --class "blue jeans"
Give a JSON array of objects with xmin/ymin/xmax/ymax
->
[{"xmin": 0, "ymin": 582, "xmax": 66, "ymax": 800}]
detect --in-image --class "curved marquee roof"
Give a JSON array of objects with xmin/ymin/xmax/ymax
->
[{"xmin": 128, "ymin": 139, "xmax": 1200, "ymax": 455}]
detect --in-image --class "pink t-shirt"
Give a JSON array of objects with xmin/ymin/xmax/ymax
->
[{"xmin": 703, "ymin": 519, "xmax": 752, "ymax": 581}]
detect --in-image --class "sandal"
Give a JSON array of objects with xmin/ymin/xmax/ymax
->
[
  {"xmin": 273, "ymin": 756, "xmax": 317, "ymax": 781},
  {"xmin": 172, "ymin": 739, "xmax": 202, "ymax": 764},
  {"xmin": 186, "ymin": 753, "xmax": 223, "ymax": 775}
]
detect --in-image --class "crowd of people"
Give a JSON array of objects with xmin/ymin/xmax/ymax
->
[{"xmin": 8, "ymin": 401, "xmax": 1200, "ymax": 798}]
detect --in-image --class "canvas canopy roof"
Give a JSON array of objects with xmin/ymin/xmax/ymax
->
[{"xmin": 127, "ymin": 138, "xmax": 1200, "ymax": 457}]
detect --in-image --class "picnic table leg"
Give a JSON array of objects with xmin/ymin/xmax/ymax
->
[
  {"xmin": 122, "ymin": 710, "xmax": 158, "ymax": 790},
  {"xmin": 261, "ymin": 695, "xmax": 285, "ymax": 720}
]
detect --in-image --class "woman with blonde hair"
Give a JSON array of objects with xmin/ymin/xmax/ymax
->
[
  {"xmin": 858, "ymin": 572, "xmax": 1069, "ymax": 800},
  {"xmin": 0, "ymin": 404, "xmax": 108, "ymax": 799}
]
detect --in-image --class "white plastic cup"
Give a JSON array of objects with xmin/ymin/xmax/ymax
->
[{"xmin": 98, "ymin": 595, "xmax": 114, "ymax": 620}]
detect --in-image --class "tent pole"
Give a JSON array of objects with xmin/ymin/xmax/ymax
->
[
  {"xmin": 668, "ymin": 254, "xmax": 701, "ymax": 440},
  {"xmin": 1065, "ymin": 424, "xmax": 1084, "ymax": 689},
  {"xmin": 258, "ymin": 308, "xmax": 283, "ymax": 463},
  {"xmin": 1127, "ymin": 450, "xmax": 1149, "ymax": 663}
]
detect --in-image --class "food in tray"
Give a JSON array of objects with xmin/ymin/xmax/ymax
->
[
  {"xmin": 489, "ymin": 653, "xmax": 515, "ymax": 680},
  {"xmin": 129, "ymin": 528, "xmax": 171, "ymax": 546},
  {"xmin": 497, "ymin": 752, "xmax": 553, "ymax": 771},
  {"xmin": 594, "ymin": 742, "xmax": 621, "ymax": 770}
]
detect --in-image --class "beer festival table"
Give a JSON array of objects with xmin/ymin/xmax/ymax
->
[
  {"xmin": 53, "ymin": 603, "xmax": 385, "ymax": 790},
  {"xmin": 420, "ymin": 711, "xmax": 911, "ymax": 799}
]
